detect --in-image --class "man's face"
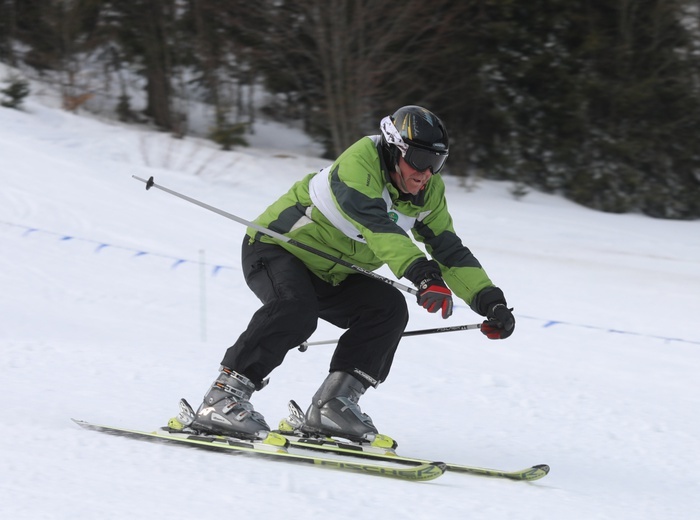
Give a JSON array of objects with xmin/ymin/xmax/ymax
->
[{"xmin": 390, "ymin": 156, "xmax": 432, "ymax": 195}]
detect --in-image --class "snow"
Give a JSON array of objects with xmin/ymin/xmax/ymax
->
[{"xmin": 2, "ymin": 87, "xmax": 700, "ymax": 520}]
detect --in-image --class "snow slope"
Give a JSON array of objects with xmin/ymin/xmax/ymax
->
[{"xmin": 2, "ymin": 91, "xmax": 700, "ymax": 520}]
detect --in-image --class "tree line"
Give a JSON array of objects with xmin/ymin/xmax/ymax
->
[{"xmin": 1, "ymin": 0, "xmax": 699, "ymax": 219}]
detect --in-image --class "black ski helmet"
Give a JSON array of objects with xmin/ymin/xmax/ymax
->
[{"xmin": 380, "ymin": 105, "xmax": 449, "ymax": 174}]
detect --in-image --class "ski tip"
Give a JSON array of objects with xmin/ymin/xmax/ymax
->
[
  {"xmin": 522, "ymin": 464, "xmax": 550, "ymax": 481},
  {"xmin": 431, "ymin": 461, "xmax": 448, "ymax": 479},
  {"xmin": 71, "ymin": 418, "xmax": 104, "ymax": 431},
  {"xmin": 410, "ymin": 461, "xmax": 446, "ymax": 481}
]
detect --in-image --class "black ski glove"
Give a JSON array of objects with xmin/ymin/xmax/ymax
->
[
  {"xmin": 481, "ymin": 303, "xmax": 515, "ymax": 340},
  {"xmin": 404, "ymin": 258, "xmax": 453, "ymax": 319}
]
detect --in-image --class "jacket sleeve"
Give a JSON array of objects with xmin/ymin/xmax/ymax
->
[{"xmin": 411, "ymin": 177, "xmax": 496, "ymax": 311}]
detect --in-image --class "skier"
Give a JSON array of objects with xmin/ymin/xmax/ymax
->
[{"xmin": 185, "ymin": 105, "xmax": 515, "ymax": 441}]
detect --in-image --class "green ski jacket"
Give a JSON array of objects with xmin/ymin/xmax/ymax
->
[{"xmin": 247, "ymin": 136, "xmax": 497, "ymax": 313}]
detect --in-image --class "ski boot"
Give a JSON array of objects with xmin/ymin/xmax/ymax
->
[
  {"xmin": 303, "ymin": 371, "xmax": 380, "ymax": 442},
  {"xmin": 278, "ymin": 397, "xmax": 397, "ymax": 451},
  {"xmin": 176, "ymin": 367, "xmax": 270, "ymax": 440}
]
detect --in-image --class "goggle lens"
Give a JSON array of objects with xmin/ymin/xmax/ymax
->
[{"xmin": 404, "ymin": 146, "xmax": 448, "ymax": 174}]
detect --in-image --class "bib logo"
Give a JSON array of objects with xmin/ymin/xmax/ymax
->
[{"xmin": 388, "ymin": 211, "xmax": 399, "ymax": 223}]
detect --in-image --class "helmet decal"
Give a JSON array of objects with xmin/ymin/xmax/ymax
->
[{"xmin": 380, "ymin": 116, "xmax": 409, "ymax": 156}]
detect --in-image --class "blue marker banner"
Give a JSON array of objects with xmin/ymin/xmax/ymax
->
[
  {"xmin": 1, "ymin": 220, "xmax": 236, "ymax": 277},
  {"xmin": 3, "ymin": 219, "xmax": 698, "ymax": 347}
]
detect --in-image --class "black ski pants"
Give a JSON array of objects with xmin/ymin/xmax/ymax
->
[{"xmin": 221, "ymin": 237, "xmax": 409, "ymax": 389}]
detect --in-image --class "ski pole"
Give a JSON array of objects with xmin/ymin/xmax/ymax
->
[
  {"xmin": 297, "ymin": 322, "xmax": 482, "ymax": 351},
  {"xmin": 133, "ymin": 175, "xmax": 418, "ymax": 296}
]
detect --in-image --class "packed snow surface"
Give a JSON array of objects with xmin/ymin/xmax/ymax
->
[{"xmin": 2, "ymin": 88, "xmax": 700, "ymax": 519}]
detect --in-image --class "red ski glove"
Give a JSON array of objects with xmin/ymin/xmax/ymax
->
[{"xmin": 417, "ymin": 277, "xmax": 453, "ymax": 319}]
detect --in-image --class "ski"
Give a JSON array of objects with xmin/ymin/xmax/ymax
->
[
  {"xmin": 277, "ymin": 401, "xmax": 549, "ymax": 481},
  {"xmin": 71, "ymin": 419, "xmax": 445, "ymax": 482},
  {"xmin": 280, "ymin": 433, "xmax": 549, "ymax": 481}
]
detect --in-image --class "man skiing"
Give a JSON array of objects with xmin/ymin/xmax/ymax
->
[{"xmin": 184, "ymin": 105, "xmax": 515, "ymax": 442}]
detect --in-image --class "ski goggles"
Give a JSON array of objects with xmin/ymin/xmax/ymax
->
[{"xmin": 403, "ymin": 145, "xmax": 448, "ymax": 174}]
